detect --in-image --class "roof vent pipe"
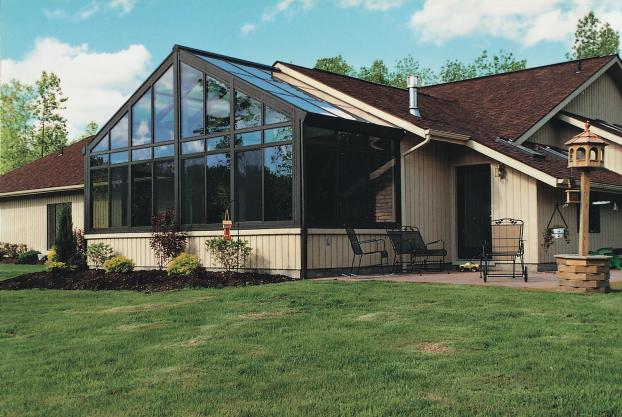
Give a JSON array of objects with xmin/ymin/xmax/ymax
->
[{"xmin": 407, "ymin": 75, "xmax": 420, "ymax": 117}]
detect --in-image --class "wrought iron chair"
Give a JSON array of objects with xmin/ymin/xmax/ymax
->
[
  {"xmin": 345, "ymin": 228, "xmax": 388, "ymax": 275},
  {"xmin": 386, "ymin": 226, "xmax": 447, "ymax": 273},
  {"xmin": 480, "ymin": 218, "xmax": 528, "ymax": 282}
]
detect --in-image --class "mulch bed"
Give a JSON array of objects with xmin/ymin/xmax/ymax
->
[{"xmin": 0, "ymin": 269, "xmax": 295, "ymax": 292}]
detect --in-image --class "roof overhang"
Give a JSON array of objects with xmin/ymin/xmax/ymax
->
[
  {"xmin": 0, "ymin": 184, "xmax": 84, "ymax": 198},
  {"xmin": 557, "ymin": 112, "xmax": 622, "ymax": 146}
]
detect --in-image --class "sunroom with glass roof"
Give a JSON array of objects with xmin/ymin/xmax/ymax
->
[{"xmin": 85, "ymin": 45, "xmax": 404, "ymax": 234}]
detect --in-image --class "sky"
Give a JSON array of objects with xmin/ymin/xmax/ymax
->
[{"xmin": 1, "ymin": 0, "xmax": 622, "ymax": 138}]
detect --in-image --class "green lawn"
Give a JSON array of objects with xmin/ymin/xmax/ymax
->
[
  {"xmin": 1, "ymin": 265, "xmax": 621, "ymax": 417},
  {"xmin": 0, "ymin": 263, "xmax": 44, "ymax": 280}
]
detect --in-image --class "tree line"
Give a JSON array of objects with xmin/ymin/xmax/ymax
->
[
  {"xmin": 314, "ymin": 11, "xmax": 620, "ymax": 88},
  {"xmin": 0, "ymin": 11, "xmax": 619, "ymax": 175}
]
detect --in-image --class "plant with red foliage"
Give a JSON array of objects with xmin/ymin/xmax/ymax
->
[{"xmin": 149, "ymin": 209, "xmax": 188, "ymax": 269}]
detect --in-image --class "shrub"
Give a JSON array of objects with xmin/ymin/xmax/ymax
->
[
  {"xmin": 17, "ymin": 250, "xmax": 41, "ymax": 264},
  {"xmin": 150, "ymin": 209, "xmax": 188, "ymax": 269},
  {"xmin": 72, "ymin": 229, "xmax": 88, "ymax": 270},
  {"xmin": 166, "ymin": 253, "xmax": 202, "ymax": 276},
  {"xmin": 15, "ymin": 244, "xmax": 28, "ymax": 256},
  {"xmin": 0, "ymin": 244, "xmax": 6, "ymax": 258},
  {"xmin": 44, "ymin": 261, "xmax": 66, "ymax": 272},
  {"xmin": 205, "ymin": 238, "xmax": 252, "ymax": 272},
  {"xmin": 55, "ymin": 205, "xmax": 77, "ymax": 263},
  {"xmin": 103, "ymin": 256, "xmax": 135, "ymax": 273},
  {"xmin": 87, "ymin": 243, "xmax": 114, "ymax": 269}
]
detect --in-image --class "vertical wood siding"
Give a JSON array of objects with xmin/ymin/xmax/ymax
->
[
  {"xmin": 564, "ymin": 71, "xmax": 622, "ymax": 125},
  {"xmin": 85, "ymin": 229, "xmax": 301, "ymax": 275},
  {"xmin": 0, "ymin": 191, "xmax": 84, "ymax": 253},
  {"xmin": 537, "ymin": 184, "xmax": 622, "ymax": 263}
]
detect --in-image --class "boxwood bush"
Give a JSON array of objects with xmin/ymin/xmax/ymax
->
[
  {"xmin": 103, "ymin": 256, "xmax": 135, "ymax": 273},
  {"xmin": 17, "ymin": 250, "xmax": 41, "ymax": 264},
  {"xmin": 166, "ymin": 253, "xmax": 202, "ymax": 276}
]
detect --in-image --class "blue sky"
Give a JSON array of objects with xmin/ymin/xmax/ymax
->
[{"xmin": 2, "ymin": 0, "xmax": 621, "ymax": 137}]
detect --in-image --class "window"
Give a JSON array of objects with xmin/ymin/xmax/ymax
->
[
  {"xmin": 131, "ymin": 163, "xmax": 152, "ymax": 226},
  {"xmin": 47, "ymin": 203, "xmax": 71, "ymax": 249},
  {"xmin": 264, "ymin": 126, "xmax": 292, "ymax": 143},
  {"xmin": 206, "ymin": 153, "xmax": 230, "ymax": 223},
  {"xmin": 110, "ymin": 166, "xmax": 128, "ymax": 227},
  {"xmin": 235, "ymin": 149, "xmax": 262, "ymax": 221},
  {"xmin": 132, "ymin": 90, "xmax": 152, "ymax": 146},
  {"xmin": 235, "ymin": 131, "xmax": 261, "ymax": 147},
  {"xmin": 154, "ymin": 160, "xmax": 175, "ymax": 215},
  {"xmin": 265, "ymin": 106, "xmax": 289, "ymax": 125},
  {"xmin": 182, "ymin": 157, "xmax": 205, "ymax": 224},
  {"xmin": 304, "ymin": 125, "xmax": 398, "ymax": 227},
  {"xmin": 110, "ymin": 114, "xmax": 128, "ymax": 149},
  {"xmin": 91, "ymin": 169, "xmax": 109, "ymax": 228},
  {"xmin": 181, "ymin": 63, "xmax": 204, "ymax": 138},
  {"xmin": 264, "ymin": 145, "xmax": 293, "ymax": 221},
  {"xmin": 206, "ymin": 76, "xmax": 230, "ymax": 133},
  {"xmin": 154, "ymin": 67, "xmax": 174, "ymax": 142},
  {"xmin": 577, "ymin": 200, "xmax": 601, "ymax": 233},
  {"xmin": 234, "ymin": 91, "xmax": 261, "ymax": 129}
]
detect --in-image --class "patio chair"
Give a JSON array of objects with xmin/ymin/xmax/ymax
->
[
  {"xmin": 480, "ymin": 218, "xmax": 527, "ymax": 282},
  {"xmin": 386, "ymin": 226, "xmax": 447, "ymax": 273},
  {"xmin": 345, "ymin": 228, "xmax": 389, "ymax": 275}
]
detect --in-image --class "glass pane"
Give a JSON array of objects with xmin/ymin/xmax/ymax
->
[
  {"xmin": 110, "ymin": 114, "xmax": 129, "ymax": 149},
  {"xmin": 264, "ymin": 145, "xmax": 293, "ymax": 221},
  {"xmin": 110, "ymin": 151, "xmax": 128, "ymax": 164},
  {"xmin": 234, "ymin": 131, "xmax": 261, "ymax": 147},
  {"xmin": 265, "ymin": 106, "xmax": 290, "ymax": 125},
  {"xmin": 235, "ymin": 149, "xmax": 261, "ymax": 222},
  {"xmin": 206, "ymin": 153, "xmax": 231, "ymax": 223},
  {"xmin": 110, "ymin": 166, "xmax": 128, "ymax": 227},
  {"xmin": 132, "ymin": 90, "xmax": 152, "ymax": 146},
  {"xmin": 131, "ymin": 162, "xmax": 152, "ymax": 227},
  {"xmin": 182, "ymin": 157, "xmax": 205, "ymax": 224},
  {"xmin": 181, "ymin": 63, "xmax": 204, "ymax": 138},
  {"xmin": 207, "ymin": 135, "xmax": 230, "ymax": 151},
  {"xmin": 47, "ymin": 204, "xmax": 56, "ymax": 249},
  {"xmin": 272, "ymin": 92, "xmax": 335, "ymax": 117},
  {"xmin": 91, "ymin": 168, "xmax": 109, "ymax": 228},
  {"xmin": 154, "ymin": 66, "xmax": 174, "ymax": 142},
  {"xmin": 93, "ymin": 135, "xmax": 109, "ymax": 152},
  {"xmin": 234, "ymin": 90, "xmax": 261, "ymax": 129},
  {"xmin": 132, "ymin": 147, "xmax": 151, "ymax": 161},
  {"xmin": 264, "ymin": 126, "xmax": 293, "ymax": 143},
  {"xmin": 154, "ymin": 160, "xmax": 175, "ymax": 216},
  {"xmin": 181, "ymin": 139, "xmax": 205, "ymax": 155},
  {"xmin": 206, "ymin": 76, "xmax": 230, "ymax": 134},
  {"xmin": 90, "ymin": 154, "xmax": 109, "ymax": 166},
  {"xmin": 154, "ymin": 144, "xmax": 174, "ymax": 158}
]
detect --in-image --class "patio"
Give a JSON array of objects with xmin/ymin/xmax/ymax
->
[{"xmin": 321, "ymin": 269, "xmax": 622, "ymax": 290}]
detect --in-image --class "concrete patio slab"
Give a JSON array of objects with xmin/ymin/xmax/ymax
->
[{"xmin": 318, "ymin": 269, "xmax": 622, "ymax": 291}]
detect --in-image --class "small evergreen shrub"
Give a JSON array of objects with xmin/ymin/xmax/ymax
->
[
  {"xmin": 166, "ymin": 253, "xmax": 202, "ymax": 276},
  {"xmin": 44, "ymin": 261, "xmax": 66, "ymax": 272},
  {"xmin": 17, "ymin": 250, "xmax": 41, "ymax": 264},
  {"xmin": 205, "ymin": 238, "xmax": 252, "ymax": 272},
  {"xmin": 55, "ymin": 206, "xmax": 77, "ymax": 263},
  {"xmin": 150, "ymin": 209, "xmax": 188, "ymax": 269},
  {"xmin": 87, "ymin": 243, "xmax": 114, "ymax": 269},
  {"xmin": 103, "ymin": 256, "xmax": 135, "ymax": 273}
]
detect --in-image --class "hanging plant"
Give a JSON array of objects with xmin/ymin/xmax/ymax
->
[{"xmin": 541, "ymin": 225, "xmax": 570, "ymax": 250}]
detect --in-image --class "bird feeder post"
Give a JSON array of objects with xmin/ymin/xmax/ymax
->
[{"xmin": 555, "ymin": 121, "xmax": 610, "ymax": 293}]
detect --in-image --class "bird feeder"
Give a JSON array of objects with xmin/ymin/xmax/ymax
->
[
  {"xmin": 565, "ymin": 189, "xmax": 580, "ymax": 204},
  {"xmin": 222, "ymin": 209, "xmax": 232, "ymax": 240},
  {"xmin": 566, "ymin": 121, "xmax": 607, "ymax": 169}
]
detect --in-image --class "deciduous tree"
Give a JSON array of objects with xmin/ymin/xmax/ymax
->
[
  {"xmin": 34, "ymin": 71, "xmax": 68, "ymax": 157},
  {"xmin": 0, "ymin": 81, "xmax": 36, "ymax": 174},
  {"xmin": 567, "ymin": 11, "xmax": 620, "ymax": 59}
]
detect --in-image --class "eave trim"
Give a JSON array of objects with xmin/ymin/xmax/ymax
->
[{"xmin": 0, "ymin": 184, "xmax": 84, "ymax": 198}]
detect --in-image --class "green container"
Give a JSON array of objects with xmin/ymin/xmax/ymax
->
[{"xmin": 595, "ymin": 247, "xmax": 621, "ymax": 270}]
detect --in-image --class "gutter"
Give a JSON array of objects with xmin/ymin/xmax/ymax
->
[{"xmin": 0, "ymin": 184, "xmax": 84, "ymax": 198}]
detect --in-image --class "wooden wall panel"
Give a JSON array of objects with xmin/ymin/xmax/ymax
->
[
  {"xmin": 0, "ymin": 191, "xmax": 84, "ymax": 253},
  {"xmin": 564, "ymin": 71, "xmax": 622, "ymax": 125}
]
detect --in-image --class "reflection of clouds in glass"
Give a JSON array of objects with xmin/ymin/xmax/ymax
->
[
  {"xmin": 137, "ymin": 121, "xmax": 149, "ymax": 137},
  {"xmin": 207, "ymin": 98, "xmax": 229, "ymax": 117}
]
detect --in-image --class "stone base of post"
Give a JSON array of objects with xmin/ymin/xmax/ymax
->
[{"xmin": 555, "ymin": 254, "xmax": 611, "ymax": 293}]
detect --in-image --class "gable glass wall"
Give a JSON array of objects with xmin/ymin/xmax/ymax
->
[{"xmin": 86, "ymin": 55, "xmax": 295, "ymax": 232}]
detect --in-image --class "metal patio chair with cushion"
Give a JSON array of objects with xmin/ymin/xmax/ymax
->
[
  {"xmin": 480, "ymin": 218, "xmax": 528, "ymax": 282},
  {"xmin": 386, "ymin": 226, "xmax": 447, "ymax": 273},
  {"xmin": 345, "ymin": 228, "xmax": 389, "ymax": 275}
]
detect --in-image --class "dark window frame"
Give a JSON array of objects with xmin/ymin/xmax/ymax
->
[{"xmin": 47, "ymin": 202, "xmax": 72, "ymax": 250}]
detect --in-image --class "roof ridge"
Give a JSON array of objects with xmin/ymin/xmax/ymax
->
[
  {"xmin": 421, "ymin": 54, "xmax": 618, "ymax": 89},
  {"xmin": 176, "ymin": 44, "xmax": 276, "ymax": 72}
]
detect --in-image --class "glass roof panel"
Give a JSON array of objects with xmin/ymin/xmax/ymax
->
[{"xmin": 194, "ymin": 52, "xmax": 355, "ymax": 120}]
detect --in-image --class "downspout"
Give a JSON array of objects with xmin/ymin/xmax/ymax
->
[{"xmin": 400, "ymin": 129, "xmax": 432, "ymax": 226}]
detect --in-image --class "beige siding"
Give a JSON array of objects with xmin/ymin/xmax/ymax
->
[
  {"xmin": 537, "ymin": 184, "xmax": 622, "ymax": 263},
  {"xmin": 0, "ymin": 190, "xmax": 84, "ymax": 253},
  {"xmin": 564, "ymin": 71, "xmax": 622, "ymax": 124},
  {"xmin": 85, "ymin": 229, "xmax": 302, "ymax": 276}
]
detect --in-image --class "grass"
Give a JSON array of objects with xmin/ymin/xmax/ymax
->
[
  {"xmin": 0, "ymin": 263, "xmax": 44, "ymax": 280},
  {"xmin": 1, "ymin": 264, "xmax": 621, "ymax": 417}
]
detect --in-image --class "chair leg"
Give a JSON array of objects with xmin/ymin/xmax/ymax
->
[
  {"xmin": 512, "ymin": 259, "xmax": 516, "ymax": 279},
  {"xmin": 357, "ymin": 256, "xmax": 362, "ymax": 275},
  {"xmin": 351, "ymin": 255, "xmax": 356, "ymax": 276}
]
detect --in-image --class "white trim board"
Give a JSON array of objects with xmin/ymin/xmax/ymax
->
[
  {"xmin": 557, "ymin": 113, "xmax": 622, "ymax": 146},
  {"xmin": 0, "ymin": 184, "xmax": 84, "ymax": 198}
]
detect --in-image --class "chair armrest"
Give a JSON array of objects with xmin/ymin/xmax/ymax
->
[
  {"xmin": 426, "ymin": 239, "xmax": 445, "ymax": 249},
  {"xmin": 359, "ymin": 237, "xmax": 386, "ymax": 253}
]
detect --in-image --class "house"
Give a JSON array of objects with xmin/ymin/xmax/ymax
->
[{"xmin": 1, "ymin": 45, "xmax": 621, "ymax": 277}]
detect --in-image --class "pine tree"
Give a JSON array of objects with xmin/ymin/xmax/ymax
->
[{"xmin": 55, "ymin": 205, "xmax": 77, "ymax": 264}]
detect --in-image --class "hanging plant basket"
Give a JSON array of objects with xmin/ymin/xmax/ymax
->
[
  {"xmin": 550, "ymin": 227, "xmax": 568, "ymax": 239},
  {"xmin": 542, "ymin": 204, "xmax": 571, "ymax": 251}
]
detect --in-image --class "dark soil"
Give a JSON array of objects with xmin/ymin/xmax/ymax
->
[{"xmin": 0, "ymin": 269, "xmax": 295, "ymax": 292}]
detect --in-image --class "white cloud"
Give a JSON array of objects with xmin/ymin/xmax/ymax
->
[
  {"xmin": 109, "ymin": 0, "xmax": 138, "ymax": 15},
  {"xmin": 340, "ymin": 0, "xmax": 404, "ymax": 11},
  {"xmin": 77, "ymin": 1, "xmax": 100, "ymax": 20},
  {"xmin": 241, "ymin": 23, "xmax": 257, "ymax": 35},
  {"xmin": 409, "ymin": 0, "xmax": 622, "ymax": 46},
  {"xmin": 0, "ymin": 38, "xmax": 152, "ymax": 138},
  {"xmin": 261, "ymin": 0, "xmax": 314, "ymax": 22}
]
